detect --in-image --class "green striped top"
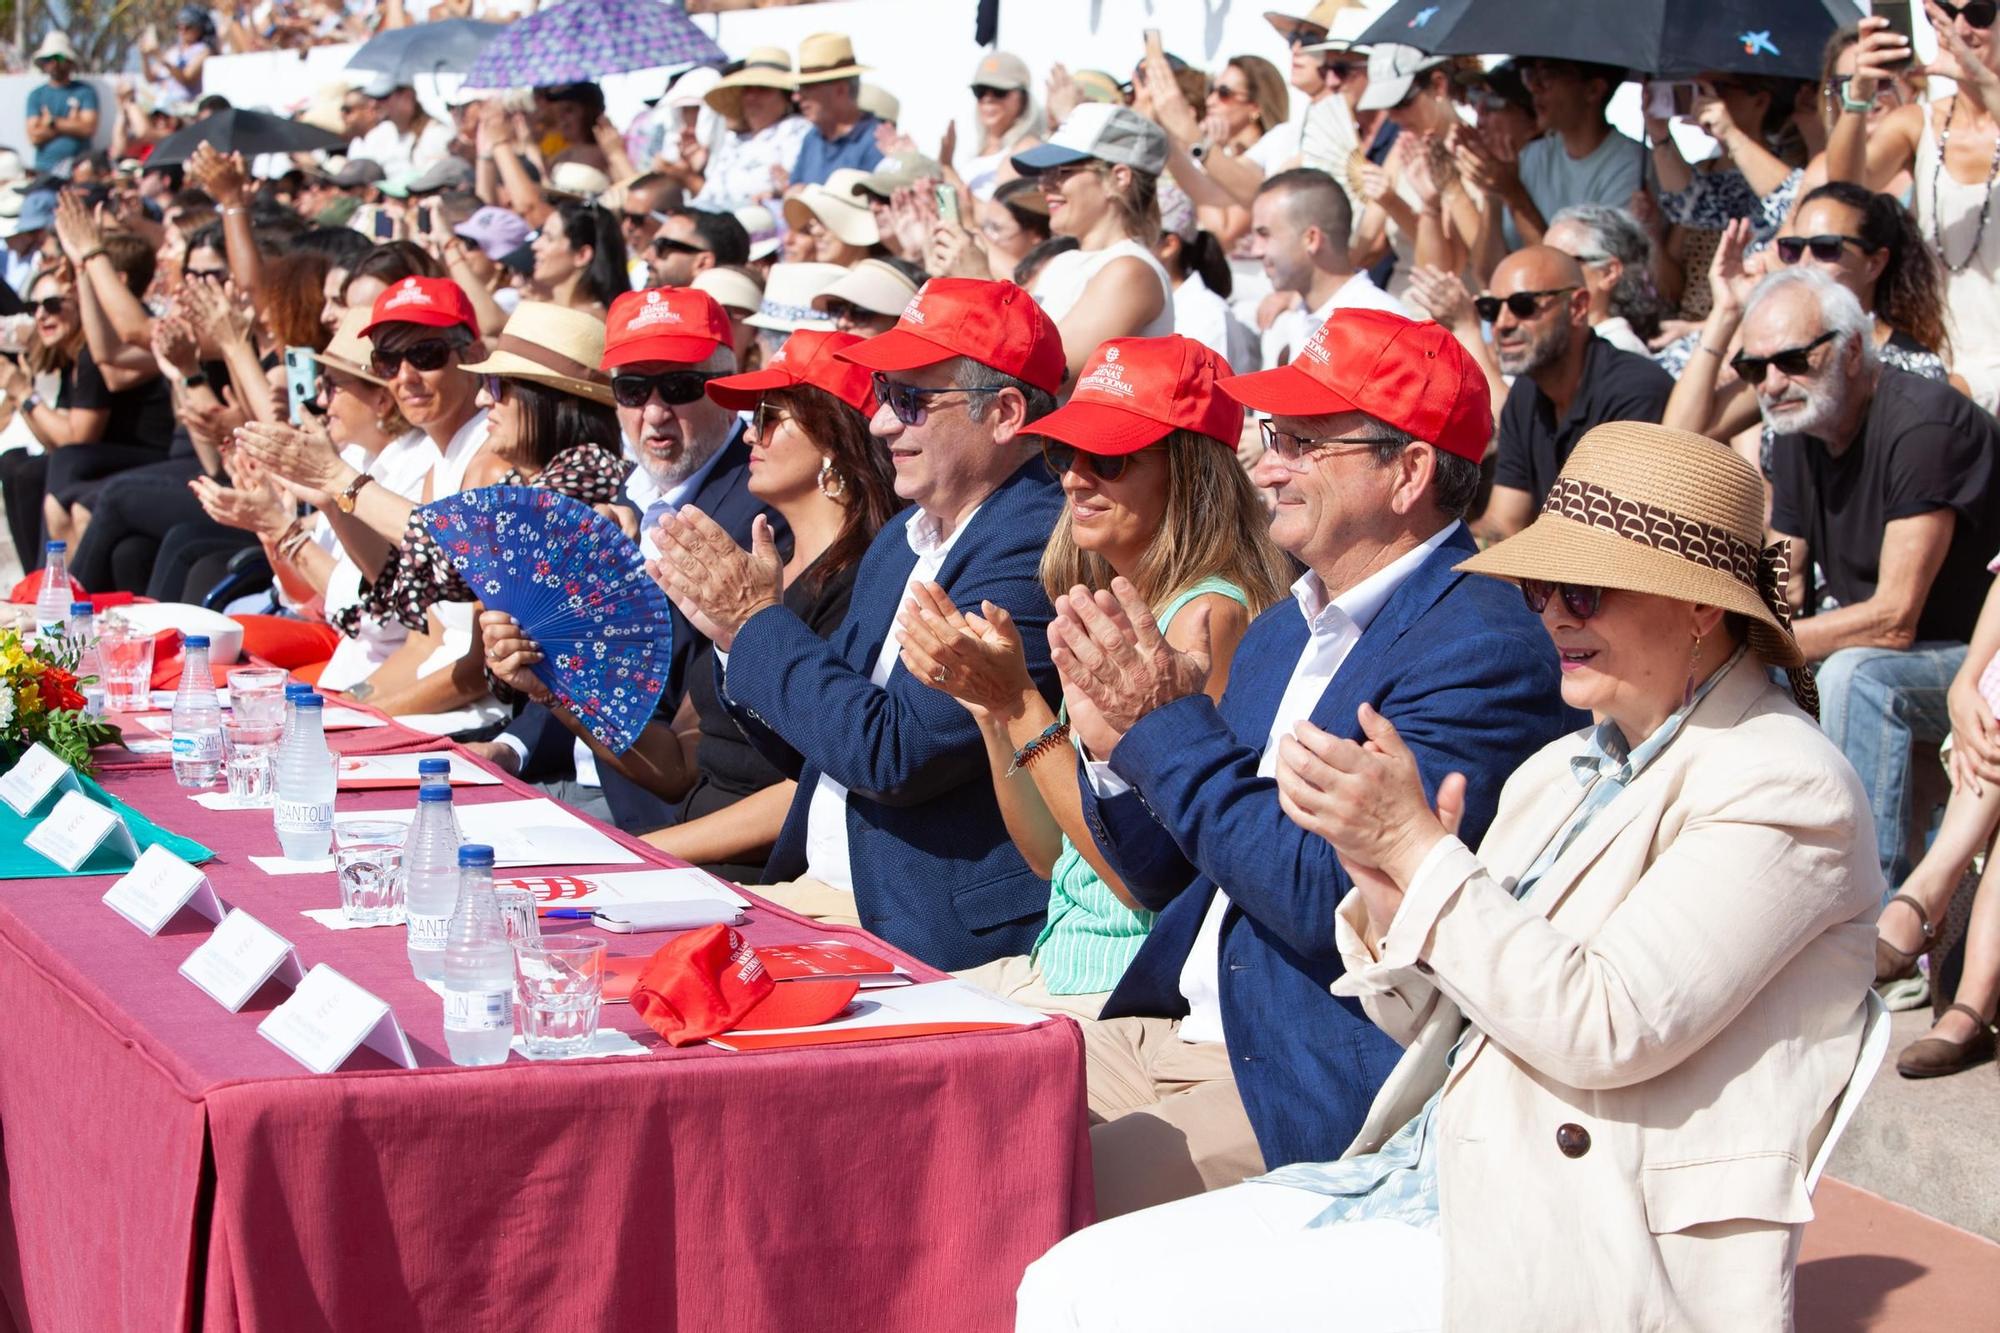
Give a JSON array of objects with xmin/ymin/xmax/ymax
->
[{"xmin": 1029, "ymin": 576, "xmax": 1250, "ymax": 995}]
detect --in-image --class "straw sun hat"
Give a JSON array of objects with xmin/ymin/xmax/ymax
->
[
  {"xmin": 1457, "ymin": 422, "xmax": 1818, "ymax": 713},
  {"xmin": 705, "ymin": 48, "xmax": 796, "ymax": 125},
  {"xmin": 460, "ymin": 301, "xmax": 615, "ymax": 406},
  {"xmin": 313, "ymin": 309, "xmax": 388, "ymax": 385}
]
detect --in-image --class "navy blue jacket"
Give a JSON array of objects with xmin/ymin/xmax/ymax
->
[
  {"xmin": 721, "ymin": 462, "xmax": 1064, "ymax": 970},
  {"xmin": 1082, "ymin": 525, "xmax": 1572, "ymax": 1169}
]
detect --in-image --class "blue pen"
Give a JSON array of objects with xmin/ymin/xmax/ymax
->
[{"xmin": 540, "ymin": 908, "xmax": 596, "ymax": 920}]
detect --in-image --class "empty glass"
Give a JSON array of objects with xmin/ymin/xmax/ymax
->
[
  {"xmin": 511, "ymin": 937, "xmax": 606, "ymax": 1057},
  {"xmin": 97, "ymin": 616, "xmax": 155, "ymax": 713},
  {"xmin": 226, "ymin": 667, "xmax": 287, "ymax": 732},
  {"xmin": 494, "ymin": 887, "xmax": 542, "ymax": 944},
  {"xmin": 221, "ymin": 718, "xmax": 279, "ymax": 806},
  {"xmin": 334, "ymin": 818, "xmax": 408, "ymax": 925}
]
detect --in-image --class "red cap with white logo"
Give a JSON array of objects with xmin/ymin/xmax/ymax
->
[
  {"xmin": 629, "ymin": 924, "xmax": 859, "ymax": 1047},
  {"xmin": 603, "ymin": 287, "xmax": 734, "ymax": 369},
  {"xmin": 1218, "ymin": 309, "xmax": 1494, "ymax": 462},
  {"xmin": 834, "ymin": 277, "xmax": 1066, "ymax": 396},
  {"xmin": 361, "ymin": 276, "xmax": 478, "ymax": 338},
  {"xmin": 1024, "ymin": 335, "xmax": 1243, "ymax": 455},
  {"xmin": 704, "ymin": 327, "xmax": 877, "ymax": 416}
]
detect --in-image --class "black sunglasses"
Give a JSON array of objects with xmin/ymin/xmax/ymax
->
[
  {"xmin": 619, "ymin": 210, "xmax": 657, "ymax": 227},
  {"xmin": 1774, "ymin": 233, "xmax": 1873, "ymax": 265},
  {"xmin": 1042, "ymin": 440, "xmax": 1136, "ymax": 482},
  {"xmin": 1521, "ymin": 580, "xmax": 1604, "ymax": 619},
  {"xmin": 870, "ymin": 372, "xmax": 1004, "ymax": 426},
  {"xmin": 185, "ymin": 267, "xmax": 229, "ymax": 284},
  {"xmin": 1473, "ymin": 286, "xmax": 1578, "ymax": 322},
  {"xmin": 1321, "ymin": 59, "xmax": 1355, "ymax": 80},
  {"xmin": 369, "ymin": 339, "xmax": 458, "ymax": 377},
  {"xmin": 611, "ymin": 370, "xmax": 717, "ymax": 409},
  {"xmin": 1730, "ymin": 330, "xmax": 1839, "ymax": 385},
  {"xmin": 971, "ymin": 84, "xmax": 1014, "ymax": 100},
  {"xmin": 1937, "ymin": 0, "xmax": 1999, "ymax": 26},
  {"xmin": 650, "ymin": 236, "xmax": 709, "ymax": 256},
  {"xmin": 28, "ymin": 296, "xmax": 66, "ymax": 316},
  {"xmin": 1210, "ymin": 85, "xmax": 1249, "ymax": 103}
]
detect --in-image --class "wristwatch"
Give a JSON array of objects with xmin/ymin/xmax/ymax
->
[
  {"xmin": 181, "ymin": 371, "xmax": 208, "ymax": 390},
  {"xmin": 335, "ymin": 472, "xmax": 375, "ymax": 514}
]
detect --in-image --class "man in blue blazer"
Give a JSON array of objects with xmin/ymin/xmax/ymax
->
[
  {"xmin": 652, "ymin": 278, "xmax": 1068, "ymax": 970},
  {"xmin": 1049, "ymin": 310, "xmax": 1574, "ymax": 1217}
]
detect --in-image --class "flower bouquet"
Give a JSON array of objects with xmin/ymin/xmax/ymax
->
[{"xmin": 0, "ymin": 628, "xmax": 119, "ymax": 775}]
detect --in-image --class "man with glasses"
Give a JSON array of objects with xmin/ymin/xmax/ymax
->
[
  {"xmin": 1044, "ymin": 309, "xmax": 1569, "ymax": 1215},
  {"xmin": 1478, "ymin": 246, "xmax": 1672, "ymax": 540},
  {"xmin": 1746, "ymin": 268, "xmax": 2000, "ymax": 888},
  {"xmin": 651, "ymin": 277, "xmax": 1067, "ymax": 971},
  {"xmin": 615, "ymin": 174, "xmax": 681, "ymax": 287},
  {"xmin": 344, "ymin": 74, "xmax": 453, "ymax": 181},
  {"xmin": 647, "ymin": 207, "xmax": 750, "ymax": 290}
]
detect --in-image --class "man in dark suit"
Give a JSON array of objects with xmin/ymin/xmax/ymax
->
[
  {"xmin": 1050, "ymin": 310, "xmax": 1574, "ymax": 1217},
  {"xmin": 470, "ymin": 288, "xmax": 784, "ymax": 831},
  {"xmin": 653, "ymin": 278, "xmax": 1067, "ymax": 971}
]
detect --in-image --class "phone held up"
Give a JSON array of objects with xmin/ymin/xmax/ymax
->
[
  {"xmin": 1872, "ymin": 0, "xmax": 1916, "ymax": 73},
  {"xmin": 283, "ymin": 347, "xmax": 319, "ymax": 427}
]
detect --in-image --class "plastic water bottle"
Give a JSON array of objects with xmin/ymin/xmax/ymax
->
[
  {"xmin": 403, "ymin": 782, "xmax": 464, "ymax": 981},
  {"xmin": 68, "ymin": 601, "xmax": 102, "ymax": 715},
  {"xmin": 32, "ymin": 541, "xmax": 69, "ymax": 638},
  {"xmin": 418, "ymin": 755, "xmax": 451, "ymax": 797},
  {"xmin": 170, "ymin": 635, "xmax": 225, "ymax": 788},
  {"xmin": 281, "ymin": 681, "xmax": 312, "ymax": 734},
  {"xmin": 441, "ymin": 844, "xmax": 513, "ymax": 1066},
  {"xmin": 271, "ymin": 691, "xmax": 335, "ymax": 858}
]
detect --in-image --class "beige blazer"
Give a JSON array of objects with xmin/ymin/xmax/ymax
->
[{"xmin": 1333, "ymin": 655, "xmax": 1882, "ymax": 1332}]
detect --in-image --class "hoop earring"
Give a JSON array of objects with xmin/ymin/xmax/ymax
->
[
  {"xmin": 817, "ymin": 456, "xmax": 846, "ymax": 500},
  {"xmin": 1683, "ymin": 632, "xmax": 1704, "ymax": 710}
]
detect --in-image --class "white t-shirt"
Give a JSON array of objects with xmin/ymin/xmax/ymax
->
[
  {"xmin": 348, "ymin": 116, "xmax": 456, "ymax": 181},
  {"xmin": 1033, "ymin": 239, "xmax": 1176, "ymax": 339},
  {"xmin": 1267, "ymin": 270, "xmax": 1412, "ymax": 368},
  {"xmin": 316, "ymin": 431, "xmax": 441, "ymax": 693},
  {"xmin": 1174, "ymin": 272, "xmax": 1259, "ymax": 374}
]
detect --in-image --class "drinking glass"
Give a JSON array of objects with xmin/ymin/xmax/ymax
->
[
  {"xmin": 97, "ymin": 617, "xmax": 155, "ymax": 713},
  {"xmin": 494, "ymin": 887, "xmax": 542, "ymax": 944},
  {"xmin": 333, "ymin": 818, "xmax": 408, "ymax": 925},
  {"xmin": 221, "ymin": 718, "xmax": 279, "ymax": 806},
  {"xmin": 227, "ymin": 667, "xmax": 287, "ymax": 730},
  {"xmin": 511, "ymin": 937, "xmax": 606, "ymax": 1057}
]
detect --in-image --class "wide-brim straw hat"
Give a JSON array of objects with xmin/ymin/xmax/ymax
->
[
  {"xmin": 1458, "ymin": 422, "xmax": 1816, "ymax": 703},
  {"xmin": 782, "ymin": 168, "xmax": 880, "ymax": 247},
  {"xmin": 1264, "ymin": 0, "xmax": 1356, "ymax": 44},
  {"xmin": 313, "ymin": 309, "xmax": 388, "ymax": 386},
  {"xmin": 795, "ymin": 33, "xmax": 870, "ymax": 85},
  {"xmin": 706, "ymin": 48, "xmax": 796, "ymax": 125},
  {"xmin": 743, "ymin": 262, "xmax": 844, "ymax": 332},
  {"xmin": 32, "ymin": 31, "xmax": 78, "ymax": 65},
  {"xmin": 459, "ymin": 300, "xmax": 615, "ymax": 406}
]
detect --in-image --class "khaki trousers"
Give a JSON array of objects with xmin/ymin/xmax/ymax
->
[
  {"xmin": 953, "ymin": 954, "xmax": 1110, "ymax": 1022},
  {"xmin": 1077, "ymin": 1015, "xmax": 1266, "ymax": 1219},
  {"xmin": 750, "ymin": 875, "xmax": 862, "ymax": 928}
]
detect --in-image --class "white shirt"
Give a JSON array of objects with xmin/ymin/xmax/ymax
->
[
  {"xmin": 316, "ymin": 430, "xmax": 442, "ymax": 693},
  {"xmin": 348, "ymin": 116, "xmax": 456, "ymax": 181},
  {"xmin": 1592, "ymin": 315, "xmax": 1651, "ymax": 358},
  {"xmin": 1173, "ymin": 273, "xmax": 1259, "ymax": 374},
  {"xmin": 799, "ymin": 504, "xmax": 981, "ymax": 892},
  {"xmin": 1267, "ymin": 270, "xmax": 1412, "ymax": 368},
  {"xmin": 429, "ymin": 407, "xmax": 492, "ymax": 498}
]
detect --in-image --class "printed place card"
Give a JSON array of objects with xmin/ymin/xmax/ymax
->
[
  {"xmin": 180, "ymin": 909, "xmax": 306, "ymax": 1012},
  {"xmin": 103, "ymin": 845, "xmax": 227, "ymax": 936},
  {"xmin": 0, "ymin": 742, "xmax": 81, "ymax": 817},
  {"xmin": 24, "ymin": 789, "xmax": 139, "ymax": 873},
  {"xmin": 258, "ymin": 964, "xmax": 417, "ymax": 1074}
]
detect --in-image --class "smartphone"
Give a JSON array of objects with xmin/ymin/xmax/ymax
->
[
  {"xmin": 1645, "ymin": 81, "xmax": 1697, "ymax": 120},
  {"xmin": 934, "ymin": 183, "xmax": 960, "ymax": 228},
  {"xmin": 1143, "ymin": 28, "xmax": 1164, "ymax": 60},
  {"xmin": 1872, "ymin": 0, "xmax": 1915, "ymax": 72},
  {"xmin": 373, "ymin": 210, "xmax": 395, "ymax": 240},
  {"xmin": 415, "ymin": 205, "xmax": 432, "ymax": 235},
  {"xmin": 283, "ymin": 346, "xmax": 318, "ymax": 426}
]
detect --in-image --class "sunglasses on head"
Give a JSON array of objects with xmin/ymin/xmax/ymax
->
[
  {"xmin": 870, "ymin": 372, "xmax": 1004, "ymax": 426},
  {"xmin": 1521, "ymin": 580, "xmax": 1604, "ymax": 619},
  {"xmin": 1473, "ymin": 286, "xmax": 1577, "ymax": 322},
  {"xmin": 1937, "ymin": 0, "xmax": 1999, "ymax": 26},
  {"xmin": 28, "ymin": 296, "xmax": 65, "ymax": 316},
  {"xmin": 610, "ymin": 370, "xmax": 717, "ymax": 409},
  {"xmin": 971, "ymin": 83, "xmax": 1014, "ymax": 100},
  {"xmin": 1774, "ymin": 233, "xmax": 1872, "ymax": 265},
  {"xmin": 1729, "ymin": 329, "xmax": 1839, "ymax": 385},
  {"xmin": 368, "ymin": 339, "xmax": 458, "ymax": 377},
  {"xmin": 1043, "ymin": 440, "xmax": 1136, "ymax": 482}
]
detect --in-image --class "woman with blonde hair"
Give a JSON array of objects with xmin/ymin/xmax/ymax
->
[
  {"xmin": 955, "ymin": 50, "xmax": 1046, "ymax": 201},
  {"xmin": 900, "ymin": 336, "xmax": 1289, "ymax": 1018}
]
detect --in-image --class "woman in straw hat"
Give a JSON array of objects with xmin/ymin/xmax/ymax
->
[
  {"xmin": 692, "ymin": 48, "xmax": 809, "ymax": 213},
  {"xmin": 1018, "ymin": 424, "xmax": 1883, "ymax": 1330}
]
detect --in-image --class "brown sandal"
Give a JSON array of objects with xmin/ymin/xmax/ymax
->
[
  {"xmin": 1897, "ymin": 1004, "xmax": 1997, "ymax": 1078},
  {"xmin": 1875, "ymin": 893, "xmax": 1935, "ymax": 984}
]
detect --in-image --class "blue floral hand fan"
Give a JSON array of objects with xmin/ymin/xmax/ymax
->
[{"xmin": 418, "ymin": 486, "xmax": 672, "ymax": 753}]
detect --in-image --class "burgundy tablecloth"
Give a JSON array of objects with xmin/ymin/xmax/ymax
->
[{"xmin": 0, "ymin": 724, "xmax": 1091, "ymax": 1332}]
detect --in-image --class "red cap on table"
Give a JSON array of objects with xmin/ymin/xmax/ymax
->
[
  {"xmin": 361, "ymin": 276, "xmax": 478, "ymax": 338},
  {"xmin": 835, "ymin": 277, "xmax": 1066, "ymax": 395},
  {"xmin": 604, "ymin": 288, "xmax": 734, "ymax": 369},
  {"xmin": 1025, "ymin": 335, "xmax": 1243, "ymax": 455},
  {"xmin": 1218, "ymin": 309, "xmax": 1493, "ymax": 463},
  {"xmin": 705, "ymin": 328, "xmax": 877, "ymax": 416},
  {"xmin": 630, "ymin": 924, "xmax": 859, "ymax": 1046}
]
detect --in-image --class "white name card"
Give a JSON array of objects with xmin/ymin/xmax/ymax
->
[
  {"xmin": 103, "ymin": 844, "xmax": 227, "ymax": 936},
  {"xmin": 24, "ymin": 789, "xmax": 139, "ymax": 873},
  {"xmin": 180, "ymin": 909, "xmax": 306, "ymax": 1012},
  {"xmin": 257, "ymin": 964, "xmax": 417, "ymax": 1074},
  {"xmin": 0, "ymin": 742, "xmax": 81, "ymax": 817}
]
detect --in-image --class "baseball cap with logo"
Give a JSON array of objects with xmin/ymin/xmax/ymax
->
[
  {"xmin": 1221, "ymin": 310, "xmax": 1492, "ymax": 462},
  {"xmin": 971, "ymin": 50, "xmax": 1031, "ymax": 92},
  {"xmin": 630, "ymin": 924, "xmax": 859, "ymax": 1046},
  {"xmin": 705, "ymin": 328, "xmax": 877, "ymax": 416},
  {"xmin": 361, "ymin": 276, "xmax": 478, "ymax": 338},
  {"xmin": 603, "ymin": 287, "xmax": 734, "ymax": 368},
  {"xmin": 1012, "ymin": 102, "xmax": 1168, "ymax": 177},
  {"xmin": 835, "ymin": 277, "xmax": 1066, "ymax": 396},
  {"xmin": 1026, "ymin": 335, "xmax": 1243, "ymax": 455}
]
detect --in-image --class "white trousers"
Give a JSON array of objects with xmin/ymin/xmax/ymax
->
[{"xmin": 1015, "ymin": 1179, "xmax": 1443, "ymax": 1332}]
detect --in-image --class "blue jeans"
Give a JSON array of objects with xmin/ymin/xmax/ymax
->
[{"xmin": 1817, "ymin": 642, "xmax": 1965, "ymax": 887}]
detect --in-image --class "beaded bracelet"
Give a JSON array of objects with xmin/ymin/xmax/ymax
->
[{"xmin": 1006, "ymin": 720, "xmax": 1072, "ymax": 777}]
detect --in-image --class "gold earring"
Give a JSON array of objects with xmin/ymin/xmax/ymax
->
[{"xmin": 1683, "ymin": 631, "xmax": 1704, "ymax": 709}]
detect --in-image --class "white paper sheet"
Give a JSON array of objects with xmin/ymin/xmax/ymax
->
[
  {"xmin": 720, "ymin": 979, "xmax": 1042, "ymax": 1037},
  {"xmin": 335, "ymin": 752, "xmax": 501, "ymax": 786},
  {"xmin": 300, "ymin": 907, "xmax": 400, "ymax": 931},
  {"xmin": 509, "ymin": 1029, "xmax": 648, "ymax": 1061},
  {"xmin": 248, "ymin": 798, "xmax": 642, "ymax": 872},
  {"xmin": 495, "ymin": 866, "xmax": 751, "ymax": 911}
]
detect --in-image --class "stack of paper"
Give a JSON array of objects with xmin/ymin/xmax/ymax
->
[{"xmin": 707, "ymin": 980, "xmax": 1042, "ymax": 1051}]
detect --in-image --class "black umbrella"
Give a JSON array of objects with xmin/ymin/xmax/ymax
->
[
  {"xmin": 1357, "ymin": 0, "xmax": 1852, "ymax": 80},
  {"xmin": 146, "ymin": 109, "xmax": 348, "ymax": 168},
  {"xmin": 346, "ymin": 19, "xmax": 506, "ymax": 81}
]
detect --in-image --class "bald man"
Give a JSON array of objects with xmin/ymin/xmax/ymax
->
[{"xmin": 1477, "ymin": 245, "xmax": 1674, "ymax": 540}]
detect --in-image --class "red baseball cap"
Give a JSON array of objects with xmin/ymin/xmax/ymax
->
[
  {"xmin": 1025, "ymin": 335, "xmax": 1243, "ymax": 455},
  {"xmin": 835, "ymin": 277, "xmax": 1066, "ymax": 396},
  {"xmin": 603, "ymin": 287, "xmax": 734, "ymax": 369},
  {"xmin": 705, "ymin": 328, "xmax": 877, "ymax": 417},
  {"xmin": 1219, "ymin": 309, "xmax": 1494, "ymax": 462},
  {"xmin": 361, "ymin": 276, "xmax": 478, "ymax": 339},
  {"xmin": 629, "ymin": 924, "xmax": 859, "ymax": 1047}
]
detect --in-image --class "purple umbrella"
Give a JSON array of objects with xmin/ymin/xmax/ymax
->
[{"xmin": 460, "ymin": 0, "xmax": 724, "ymax": 89}]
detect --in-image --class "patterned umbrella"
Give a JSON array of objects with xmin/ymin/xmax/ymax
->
[{"xmin": 460, "ymin": 0, "xmax": 725, "ymax": 90}]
